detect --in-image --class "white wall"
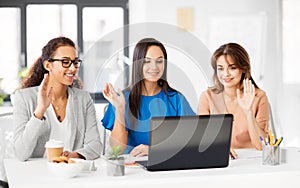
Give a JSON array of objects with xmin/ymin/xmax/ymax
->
[
  {"xmin": 128, "ymin": 0, "xmax": 298, "ymax": 146},
  {"xmin": 129, "ymin": 0, "xmax": 281, "ymax": 104}
]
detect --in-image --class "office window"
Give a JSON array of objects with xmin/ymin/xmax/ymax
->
[
  {"xmin": 26, "ymin": 5, "xmax": 77, "ymax": 68},
  {"xmin": 282, "ymin": 0, "xmax": 300, "ymax": 84},
  {"xmin": 0, "ymin": 0, "xmax": 128, "ymax": 100},
  {"xmin": 82, "ymin": 7, "xmax": 125, "ymax": 93},
  {"xmin": 0, "ymin": 8, "xmax": 21, "ymax": 94}
]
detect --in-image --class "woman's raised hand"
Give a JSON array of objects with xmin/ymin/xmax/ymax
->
[
  {"xmin": 34, "ymin": 74, "xmax": 53, "ymax": 119},
  {"xmin": 237, "ymin": 78, "xmax": 255, "ymax": 112},
  {"xmin": 102, "ymin": 83, "xmax": 125, "ymax": 108}
]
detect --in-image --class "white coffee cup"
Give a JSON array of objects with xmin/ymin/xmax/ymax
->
[{"xmin": 45, "ymin": 139, "xmax": 64, "ymax": 161}]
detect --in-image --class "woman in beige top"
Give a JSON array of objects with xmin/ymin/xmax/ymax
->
[{"xmin": 198, "ymin": 43, "xmax": 269, "ymax": 158}]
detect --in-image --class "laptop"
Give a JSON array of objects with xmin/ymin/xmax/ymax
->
[{"xmin": 137, "ymin": 114, "xmax": 233, "ymax": 171}]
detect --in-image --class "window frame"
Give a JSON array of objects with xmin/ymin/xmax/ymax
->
[{"xmin": 0, "ymin": 0, "xmax": 129, "ymax": 103}]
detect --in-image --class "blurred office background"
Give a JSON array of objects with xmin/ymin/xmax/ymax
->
[{"xmin": 0, "ymin": 0, "xmax": 299, "ymax": 147}]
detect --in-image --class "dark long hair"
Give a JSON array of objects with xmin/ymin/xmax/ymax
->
[
  {"xmin": 128, "ymin": 38, "xmax": 177, "ymax": 121},
  {"xmin": 210, "ymin": 43, "xmax": 259, "ymax": 93},
  {"xmin": 21, "ymin": 36, "xmax": 83, "ymax": 89}
]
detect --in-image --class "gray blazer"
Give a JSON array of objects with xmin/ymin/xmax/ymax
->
[{"xmin": 13, "ymin": 86, "xmax": 102, "ymax": 161}]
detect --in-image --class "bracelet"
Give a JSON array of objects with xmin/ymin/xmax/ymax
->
[{"xmin": 33, "ymin": 113, "xmax": 46, "ymax": 121}]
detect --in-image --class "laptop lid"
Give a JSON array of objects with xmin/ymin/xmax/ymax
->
[{"xmin": 143, "ymin": 114, "xmax": 233, "ymax": 171}]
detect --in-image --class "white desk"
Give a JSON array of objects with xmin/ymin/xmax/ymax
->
[{"xmin": 4, "ymin": 148, "xmax": 300, "ymax": 188}]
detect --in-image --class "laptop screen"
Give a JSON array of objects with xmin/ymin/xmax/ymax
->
[{"xmin": 146, "ymin": 114, "xmax": 233, "ymax": 171}]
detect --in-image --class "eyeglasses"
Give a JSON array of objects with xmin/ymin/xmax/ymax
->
[{"xmin": 48, "ymin": 58, "xmax": 82, "ymax": 68}]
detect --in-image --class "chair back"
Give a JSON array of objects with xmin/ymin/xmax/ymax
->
[{"xmin": 0, "ymin": 112, "xmax": 14, "ymax": 182}]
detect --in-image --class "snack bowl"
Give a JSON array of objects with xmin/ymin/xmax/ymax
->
[{"xmin": 48, "ymin": 158, "xmax": 85, "ymax": 178}]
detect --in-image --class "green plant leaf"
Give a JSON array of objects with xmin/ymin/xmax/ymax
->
[
  {"xmin": 108, "ymin": 145, "xmax": 123, "ymax": 160},
  {"xmin": 18, "ymin": 68, "xmax": 29, "ymax": 78}
]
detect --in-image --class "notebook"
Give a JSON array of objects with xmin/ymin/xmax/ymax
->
[{"xmin": 136, "ymin": 114, "xmax": 233, "ymax": 171}]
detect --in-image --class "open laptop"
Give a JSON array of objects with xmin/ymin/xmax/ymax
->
[{"xmin": 137, "ymin": 114, "xmax": 233, "ymax": 171}]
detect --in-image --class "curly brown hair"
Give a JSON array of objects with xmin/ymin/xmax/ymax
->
[{"xmin": 21, "ymin": 36, "xmax": 83, "ymax": 89}]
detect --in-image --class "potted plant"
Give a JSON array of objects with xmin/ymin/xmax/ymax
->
[
  {"xmin": 106, "ymin": 145, "xmax": 125, "ymax": 176},
  {"xmin": 9, "ymin": 68, "xmax": 29, "ymax": 106},
  {"xmin": 0, "ymin": 78, "xmax": 7, "ymax": 106}
]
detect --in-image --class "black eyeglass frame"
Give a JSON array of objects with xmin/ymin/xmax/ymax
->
[{"xmin": 48, "ymin": 58, "xmax": 82, "ymax": 68}]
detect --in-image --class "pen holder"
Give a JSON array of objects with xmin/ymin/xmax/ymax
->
[
  {"xmin": 107, "ymin": 157, "xmax": 125, "ymax": 176},
  {"xmin": 262, "ymin": 145, "xmax": 280, "ymax": 165}
]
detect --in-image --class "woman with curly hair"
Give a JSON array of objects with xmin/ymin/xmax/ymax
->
[{"xmin": 13, "ymin": 36, "xmax": 102, "ymax": 161}]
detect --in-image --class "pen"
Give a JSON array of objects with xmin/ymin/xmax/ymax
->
[
  {"xmin": 274, "ymin": 137, "xmax": 283, "ymax": 146},
  {"xmin": 260, "ymin": 136, "xmax": 266, "ymax": 145},
  {"xmin": 265, "ymin": 137, "xmax": 269, "ymax": 146},
  {"xmin": 269, "ymin": 130, "xmax": 274, "ymax": 146}
]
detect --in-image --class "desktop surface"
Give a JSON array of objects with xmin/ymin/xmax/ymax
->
[{"xmin": 4, "ymin": 148, "xmax": 300, "ymax": 188}]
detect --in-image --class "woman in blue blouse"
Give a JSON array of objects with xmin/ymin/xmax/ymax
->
[{"xmin": 101, "ymin": 38, "xmax": 195, "ymax": 156}]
